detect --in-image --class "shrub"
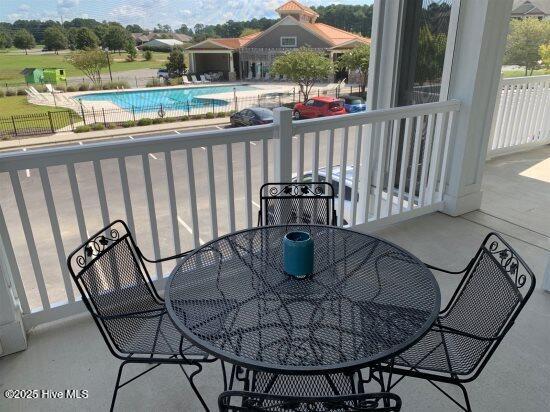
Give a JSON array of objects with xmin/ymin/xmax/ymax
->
[
  {"xmin": 106, "ymin": 123, "xmax": 116, "ymax": 129},
  {"xmin": 137, "ymin": 118, "xmax": 153, "ymax": 126},
  {"xmin": 152, "ymin": 118, "xmax": 164, "ymax": 124},
  {"xmin": 56, "ymin": 85, "xmax": 66, "ymax": 92},
  {"xmin": 78, "ymin": 84, "xmax": 89, "ymax": 91},
  {"xmin": 91, "ymin": 123, "xmax": 105, "ymax": 130},
  {"xmin": 146, "ymin": 79, "xmax": 162, "ymax": 88},
  {"xmin": 216, "ymin": 111, "xmax": 226, "ymax": 118},
  {"xmin": 0, "ymin": 90, "xmax": 5, "ymax": 98},
  {"xmin": 66, "ymin": 85, "xmax": 77, "ymax": 92},
  {"xmin": 17, "ymin": 88, "xmax": 27, "ymax": 96},
  {"xmin": 122, "ymin": 120, "xmax": 135, "ymax": 128},
  {"xmin": 180, "ymin": 115, "xmax": 189, "ymax": 121},
  {"xmin": 75, "ymin": 125, "xmax": 91, "ymax": 133},
  {"xmin": 143, "ymin": 50, "xmax": 153, "ymax": 61},
  {"xmin": 169, "ymin": 77, "xmax": 183, "ymax": 86},
  {"xmin": 205, "ymin": 112, "xmax": 215, "ymax": 119},
  {"xmin": 5, "ymin": 89, "xmax": 16, "ymax": 96}
]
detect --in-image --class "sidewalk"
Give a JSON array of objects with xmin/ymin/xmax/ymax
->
[{"xmin": 0, "ymin": 117, "xmax": 230, "ymax": 151}]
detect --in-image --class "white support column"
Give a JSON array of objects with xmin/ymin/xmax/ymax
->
[
  {"xmin": 0, "ymin": 209, "xmax": 27, "ymax": 357},
  {"xmin": 228, "ymin": 52, "xmax": 236, "ymax": 81},
  {"xmin": 442, "ymin": 0, "xmax": 514, "ymax": 215},
  {"xmin": 273, "ymin": 107, "xmax": 293, "ymax": 182},
  {"xmin": 188, "ymin": 52, "xmax": 195, "ymax": 73}
]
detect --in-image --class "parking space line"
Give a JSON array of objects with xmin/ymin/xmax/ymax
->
[
  {"xmin": 174, "ymin": 130, "xmax": 181, "ymax": 134},
  {"xmin": 128, "ymin": 135, "xmax": 134, "ymax": 140},
  {"xmin": 149, "ymin": 153, "xmax": 158, "ymax": 160},
  {"xmin": 22, "ymin": 148, "xmax": 30, "ymax": 177},
  {"xmin": 215, "ymin": 126, "xmax": 224, "ymax": 130},
  {"xmin": 250, "ymin": 142, "xmax": 256, "ymax": 146},
  {"xmin": 177, "ymin": 215, "xmax": 205, "ymax": 244},
  {"xmin": 78, "ymin": 141, "xmax": 83, "ymax": 145},
  {"xmin": 252, "ymin": 201, "xmax": 260, "ymax": 208},
  {"xmin": 201, "ymin": 147, "xmax": 206, "ymax": 151}
]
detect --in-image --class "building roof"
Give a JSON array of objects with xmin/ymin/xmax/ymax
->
[
  {"xmin": 172, "ymin": 33, "xmax": 192, "ymax": 43},
  {"xmin": 276, "ymin": 0, "xmax": 319, "ymax": 17},
  {"xmin": 187, "ymin": 32, "xmax": 262, "ymax": 50},
  {"xmin": 143, "ymin": 38, "xmax": 184, "ymax": 47},
  {"xmin": 305, "ymin": 22, "xmax": 370, "ymax": 47}
]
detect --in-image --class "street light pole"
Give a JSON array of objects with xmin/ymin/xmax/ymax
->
[{"xmin": 105, "ymin": 47, "xmax": 113, "ymax": 82}]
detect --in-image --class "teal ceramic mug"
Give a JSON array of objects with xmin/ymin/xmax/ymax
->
[{"xmin": 283, "ymin": 231, "xmax": 314, "ymax": 278}]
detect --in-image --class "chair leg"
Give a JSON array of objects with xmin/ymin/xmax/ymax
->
[
  {"xmin": 456, "ymin": 382, "xmax": 472, "ymax": 412},
  {"xmin": 178, "ymin": 362, "xmax": 210, "ymax": 411},
  {"xmin": 110, "ymin": 361, "xmax": 127, "ymax": 412}
]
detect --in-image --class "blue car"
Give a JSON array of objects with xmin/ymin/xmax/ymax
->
[{"xmin": 342, "ymin": 95, "xmax": 367, "ymax": 113}]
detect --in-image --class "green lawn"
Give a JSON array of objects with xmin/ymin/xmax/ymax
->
[
  {"xmin": 0, "ymin": 50, "xmax": 169, "ymax": 85},
  {"xmin": 501, "ymin": 68, "xmax": 550, "ymax": 78}
]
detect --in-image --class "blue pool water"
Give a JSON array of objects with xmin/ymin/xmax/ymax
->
[{"xmin": 77, "ymin": 85, "xmax": 256, "ymax": 112}]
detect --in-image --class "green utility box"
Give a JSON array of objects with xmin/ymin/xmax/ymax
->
[
  {"xmin": 21, "ymin": 68, "xmax": 44, "ymax": 84},
  {"xmin": 43, "ymin": 68, "xmax": 67, "ymax": 84}
]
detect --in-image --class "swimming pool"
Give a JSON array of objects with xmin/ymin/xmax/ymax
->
[{"xmin": 77, "ymin": 85, "xmax": 256, "ymax": 111}]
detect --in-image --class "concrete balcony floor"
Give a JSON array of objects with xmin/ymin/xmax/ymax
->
[{"xmin": 1, "ymin": 146, "xmax": 549, "ymax": 412}]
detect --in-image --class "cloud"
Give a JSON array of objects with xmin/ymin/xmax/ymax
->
[{"xmin": 109, "ymin": 5, "xmax": 147, "ymax": 23}]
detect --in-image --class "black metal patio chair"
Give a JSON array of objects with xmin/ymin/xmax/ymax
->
[
  {"xmin": 258, "ymin": 182, "xmax": 338, "ymax": 226},
  {"xmin": 67, "ymin": 220, "xmax": 217, "ymax": 411},
  {"xmin": 373, "ymin": 232, "xmax": 536, "ymax": 412},
  {"xmin": 218, "ymin": 390, "xmax": 401, "ymax": 411}
]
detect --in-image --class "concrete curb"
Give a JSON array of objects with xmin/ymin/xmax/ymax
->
[{"xmin": 0, "ymin": 117, "xmax": 229, "ymax": 150}]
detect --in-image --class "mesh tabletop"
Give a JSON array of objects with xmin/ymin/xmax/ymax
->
[{"xmin": 166, "ymin": 225, "xmax": 440, "ymax": 374}]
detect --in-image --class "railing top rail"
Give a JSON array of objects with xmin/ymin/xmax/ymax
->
[
  {"xmin": 0, "ymin": 124, "xmax": 275, "ymax": 171},
  {"xmin": 500, "ymin": 74, "xmax": 550, "ymax": 85},
  {"xmin": 292, "ymin": 99, "xmax": 461, "ymax": 135}
]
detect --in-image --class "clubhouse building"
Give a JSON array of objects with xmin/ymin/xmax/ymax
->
[{"xmin": 185, "ymin": 0, "xmax": 370, "ymax": 81}]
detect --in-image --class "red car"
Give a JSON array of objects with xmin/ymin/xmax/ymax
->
[{"xmin": 293, "ymin": 96, "xmax": 347, "ymax": 119}]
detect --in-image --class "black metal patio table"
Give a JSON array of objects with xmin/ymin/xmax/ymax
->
[{"xmin": 165, "ymin": 224, "xmax": 441, "ymax": 375}]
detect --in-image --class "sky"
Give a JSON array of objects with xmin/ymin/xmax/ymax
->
[{"xmin": 0, "ymin": 0, "xmax": 373, "ymax": 29}]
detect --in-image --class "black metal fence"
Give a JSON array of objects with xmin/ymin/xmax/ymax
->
[{"xmin": 0, "ymin": 86, "xmax": 356, "ymax": 139}]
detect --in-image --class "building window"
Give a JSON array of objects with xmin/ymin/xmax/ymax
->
[{"xmin": 280, "ymin": 36, "xmax": 297, "ymax": 47}]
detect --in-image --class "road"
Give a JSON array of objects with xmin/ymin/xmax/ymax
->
[{"xmin": 0, "ymin": 124, "xmax": 359, "ymax": 310}]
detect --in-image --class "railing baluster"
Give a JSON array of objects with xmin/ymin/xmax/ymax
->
[
  {"xmin": 374, "ymin": 122, "xmax": 387, "ymax": 219},
  {"xmin": 9, "ymin": 171, "xmax": 50, "ymax": 310},
  {"xmin": 408, "ymin": 116, "xmax": 424, "ymax": 211},
  {"xmin": 225, "ymin": 143, "xmax": 236, "ymax": 233},
  {"xmin": 419, "ymin": 113, "xmax": 436, "ymax": 207},
  {"xmin": 186, "ymin": 149, "xmax": 200, "ymax": 248},
  {"xmin": 426, "ymin": 113, "xmax": 445, "ymax": 204},
  {"xmin": 360, "ymin": 124, "xmax": 374, "ymax": 224},
  {"xmin": 492, "ymin": 86, "xmax": 507, "ymax": 150},
  {"xmin": 244, "ymin": 142, "xmax": 252, "ymax": 228},
  {"xmin": 92, "ymin": 160, "xmax": 110, "ymax": 227},
  {"xmin": 325, "ymin": 129, "xmax": 335, "ymax": 184},
  {"xmin": 519, "ymin": 82, "xmax": 534, "ymax": 145},
  {"xmin": 338, "ymin": 127, "xmax": 349, "ymax": 226},
  {"xmin": 118, "ymin": 157, "xmax": 135, "ymax": 235},
  {"xmin": 438, "ymin": 111, "xmax": 455, "ymax": 202},
  {"xmin": 142, "ymin": 154, "xmax": 162, "ymax": 276},
  {"xmin": 261, "ymin": 138, "xmax": 268, "ymax": 187},
  {"xmin": 386, "ymin": 119, "xmax": 400, "ymax": 217},
  {"xmin": 164, "ymin": 151, "xmax": 181, "ymax": 254},
  {"xmin": 67, "ymin": 163, "xmax": 88, "ymax": 242},
  {"xmin": 296, "ymin": 133, "xmax": 304, "ymax": 181},
  {"xmin": 312, "ymin": 131, "xmax": 320, "ymax": 181},
  {"xmin": 504, "ymin": 85, "xmax": 521, "ymax": 148},
  {"xmin": 0, "ymin": 203, "xmax": 30, "ymax": 313},
  {"xmin": 397, "ymin": 118, "xmax": 413, "ymax": 213},
  {"xmin": 39, "ymin": 167, "xmax": 75, "ymax": 303},
  {"xmin": 206, "ymin": 146, "xmax": 218, "ymax": 239},
  {"xmin": 350, "ymin": 125, "xmax": 363, "ymax": 226}
]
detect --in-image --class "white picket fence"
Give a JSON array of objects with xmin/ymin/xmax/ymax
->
[
  {"xmin": 488, "ymin": 75, "xmax": 550, "ymax": 158},
  {"xmin": 0, "ymin": 100, "xmax": 460, "ymax": 329}
]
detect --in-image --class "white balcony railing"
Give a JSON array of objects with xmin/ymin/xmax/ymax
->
[
  {"xmin": 488, "ymin": 75, "xmax": 550, "ymax": 158},
  {"xmin": 0, "ymin": 100, "xmax": 460, "ymax": 329}
]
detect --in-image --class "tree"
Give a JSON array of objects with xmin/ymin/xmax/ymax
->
[
  {"xmin": 504, "ymin": 18, "xmax": 550, "ymax": 76},
  {"xmin": 271, "ymin": 48, "xmax": 333, "ymax": 102},
  {"xmin": 176, "ymin": 24, "xmax": 193, "ymax": 36},
  {"xmin": 166, "ymin": 47, "xmax": 186, "ymax": 76},
  {"xmin": 541, "ymin": 44, "xmax": 550, "ymax": 70},
  {"xmin": 103, "ymin": 25, "xmax": 130, "ymax": 54},
  {"xmin": 126, "ymin": 24, "xmax": 144, "ymax": 33},
  {"xmin": 66, "ymin": 28, "xmax": 78, "ymax": 50},
  {"xmin": 415, "ymin": 26, "xmax": 447, "ymax": 84},
  {"xmin": 75, "ymin": 27, "xmax": 99, "ymax": 50},
  {"xmin": 44, "ymin": 26, "xmax": 68, "ymax": 54},
  {"xmin": 0, "ymin": 31, "xmax": 12, "ymax": 49},
  {"xmin": 143, "ymin": 50, "xmax": 153, "ymax": 61},
  {"xmin": 125, "ymin": 39, "xmax": 137, "ymax": 61},
  {"xmin": 13, "ymin": 29, "xmax": 35, "ymax": 55},
  {"xmin": 66, "ymin": 49, "xmax": 108, "ymax": 86},
  {"xmin": 337, "ymin": 44, "xmax": 370, "ymax": 93}
]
